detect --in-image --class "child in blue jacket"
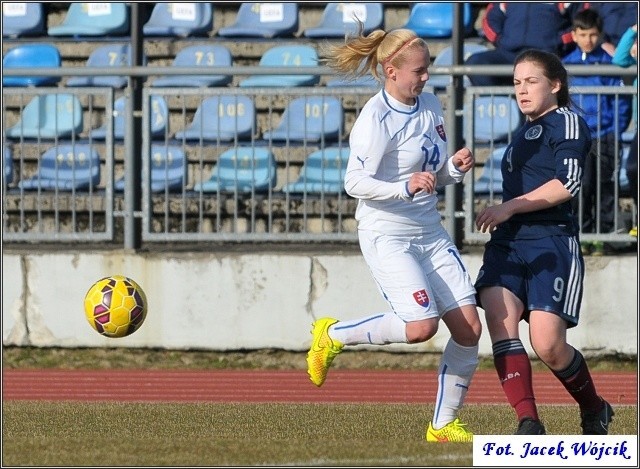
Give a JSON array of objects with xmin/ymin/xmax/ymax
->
[{"xmin": 562, "ymin": 9, "xmax": 632, "ymax": 253}]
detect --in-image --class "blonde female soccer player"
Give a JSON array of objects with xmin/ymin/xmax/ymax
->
[{"xmin": 306, "ymin": 24, "xmax": 482, "ymax": 443}]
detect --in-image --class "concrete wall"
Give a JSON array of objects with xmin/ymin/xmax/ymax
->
[{"xmin": 2, "ymin": 249, "xmax": 637, "ymax": 357}]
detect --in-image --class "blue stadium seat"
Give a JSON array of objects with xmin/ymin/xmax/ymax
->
[
  {"xmin": 473, "ymin": 146, "xmax": 505, "ymax": 196},
  {"xmin": 2, "ymin": 43, "xmax": 61, "ymax": 87},
  {"xmin": 402, "ymin": 3, "xmax": 473, "ymax": 38},
  {"xmin": 4, "ymin": 145, "xmax": 13, "ymax": 186},
  {"xmin": 239, "ymin": 45, "xmax": 320, "ymax": 88},
  {"xmin": 2, "ymin": 2, "xmax": 46, "ymax": 37},
  {"xmin": 65, "ymin": 43, "xmax": 141, "ymax": 88},
  {"xmin": 89, "ymin": 95, "xmax": 169, "ymax": 140},
  {"xmin": 427, "ymin": 43, "xmax": 489, "ymax": 89},
  {"xmin": 143, "ymin": 2, "xmax": 212, "ymax": 37},
  {"xmin": 193, "ymin": 147, "xmax": 277, "ymax": 193},
  {"xmin": 174, "ymin": 95, "xmax": 255, "ymax": 142},
  {"xmin": 48, "ymin": 2, "xmax": 129, "ymax": 37},
  {"xmin": 217, "ymin": 2, "xmax": 298, "ymax": 38},
  {"xmin": 151, "ymin": 44, "xmax": 232, "ymax": 87},
  {"xmin": 115, "ymin": 145, "xmax": 187, "ymax": 193},
  {"xmin": 262, "ymin": 96, "xmax": 343, "ymax": 143},
  {"xmin": 281, "ymin": 147, "xmax": 350, "ymax": 194},
  {"xmin": 465, "ymin": 95, "xmax": 521, "ymax": 143},
  {"xmin": 5, "ymin": 93, "xmax": 83, "ymax": 140},
  {"xmin": 18, "ymin": 144, "xmax": 101, "ymax": 191},
  {"xmin": 303, "ymin": 3, "xmax": 383, "ymax": 38},
  {"xmin": 326, "ymin": 75, "xmax": 380, "ymax": 88}
]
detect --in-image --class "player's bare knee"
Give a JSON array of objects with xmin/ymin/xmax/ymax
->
[
  {"xmin": 450, "ymin": 324, "xmax": 481, "ymax": 347},
  {"xmin": 531, "ymin": 341, "xmax": 564, "ymax": 367},
  {"xmin": 459, "ymin": 323, "xmax": 482, "ymax": 346},
  {"xmin": 405, "ymin": 320, "xmax": 438, "ymax": 343}
]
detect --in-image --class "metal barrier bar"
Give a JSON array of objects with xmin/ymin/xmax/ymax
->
[
  {"xmin": 462, "ymin": 86, "xmax": 637, "ymax": 245},
  {"xmin": 3, "ymin": 87, "xmax": 114, "ymax": 242},
  {"xmin": 2, "ymin": 64, "xmax": 636, "ymax": 78},
  {"xmin": 2, "ymin": 75, "xmax": 637, "ymax": 248},
  {"xmin": 138, "ymin": 87, "xmax": 366, "ymax": 242}
]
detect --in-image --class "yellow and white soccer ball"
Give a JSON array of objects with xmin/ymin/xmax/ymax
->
[{"xmin": 84, "ymin": 275, "xmax": 147, "ymax": 338}]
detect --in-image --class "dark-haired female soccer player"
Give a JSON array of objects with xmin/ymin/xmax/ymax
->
[{"xmin": 474, "ymin": 49, "xmax": 613, "ymax": 435}]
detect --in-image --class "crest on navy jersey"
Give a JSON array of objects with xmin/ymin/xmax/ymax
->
[
  {"xmin": 525, "ymin": 125, "xmax": 543, "ymax": 140},
  {"xmin": 413, "ymin": 289, "xmax": 430, "ymax": 307},
  {"xmin": 436, "ymin": 124, "xmax": 446, "ymax": 142}
]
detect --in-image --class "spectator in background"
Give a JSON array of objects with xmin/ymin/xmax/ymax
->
[
  {"xmin": 612, "ymin": 23, "xmax": 638, "ymax": 238},
  {"xmin": 584, "ymin": 2, "xmax": 638, "ymax": 54},
  {"xmin": 562, "ymin": 9, "xmax": 632, "ymax": 255},
  {"xmin": 465, "ymin": 2, "xmax": 583, "ymax": 86}
]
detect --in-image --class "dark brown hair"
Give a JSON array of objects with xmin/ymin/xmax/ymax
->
[{"xmin": 514, "ymin": 49, "xmax": 571, "ymax": 108}]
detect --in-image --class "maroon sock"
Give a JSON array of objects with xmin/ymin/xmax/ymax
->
[
  {"xmin": 552, "ymin": 348, "xmax": 603, "ymax": 413},
  {"xmin": 493, "ymin": 339, "xmax": 539, "ymax": 422}
]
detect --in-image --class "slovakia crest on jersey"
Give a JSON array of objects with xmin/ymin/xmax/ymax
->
[
  {"xmin": 436, "ymin": 124, "xmax": 447, "ymax": 142},
  {"xmin": 413, "ymin": 289, "xmax": 430, "ymax": 307}
]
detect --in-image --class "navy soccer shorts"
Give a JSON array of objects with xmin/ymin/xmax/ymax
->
[{"xmin": 474, "ymin": 234, "xmax": 584, "ymax": 328}]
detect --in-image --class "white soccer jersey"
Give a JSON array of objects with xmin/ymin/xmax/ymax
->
[{"xmin": 345, "ymin": 89, "xmax": 465, "ymax": 235}]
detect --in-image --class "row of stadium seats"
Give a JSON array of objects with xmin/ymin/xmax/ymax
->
[
  {"xmin": 3, "ymin": 3, "xmax": 476, "ymax": 40},
  {"xmin": 3, "ymin": 144, "xmax": 350, "ymax": 195},
  {"xmin": 2, "ymin": 42, "xmax": 490, "ymax": 89},
  {"xmin": 5, "ymin": 138, "xmax": 632, "ymax": 197},
  {"xmin": 1, "ymin": 42, "xmax": 329, "ymax": 89},
  {"xmin": 3, "ymin": 94, "xmax": 346, "ymax": 143},
  {"xmin": 3, "ymin": 93, "xmax": 522, "ymax": 144},
  {"xmin": 3, "ymin": 142, "xmax": 513, "ymax": 196}
]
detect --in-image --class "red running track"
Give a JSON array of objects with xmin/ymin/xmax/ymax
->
[{"xmin": 2, "ymin": 369, "xmax": 637, "ymax": 405}]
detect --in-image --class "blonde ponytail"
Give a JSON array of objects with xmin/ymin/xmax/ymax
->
[{"xmin": 321, "ymin": 21, "xmax": 427, "ymax": 81}]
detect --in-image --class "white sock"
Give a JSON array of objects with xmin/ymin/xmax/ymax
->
[
  {"xmin": 328, "ymin": 313, "xmax": 407, "ymax": 345},
  {"xmin": 432, "ymin": 338, "xmax": 479, "ymax": 429}
]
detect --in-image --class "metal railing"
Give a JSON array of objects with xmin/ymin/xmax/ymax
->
[
  {"xmin": 461, "ymin": 85, "xmax": 638, "ymax": 245},
  {"xmin": 2, "ymin": 64, "xmax": 637, "ymax": 248}
]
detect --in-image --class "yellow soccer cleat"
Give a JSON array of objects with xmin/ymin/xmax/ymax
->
[
  {"xmin": 426, "ymin": 419, "xmax": 474, "ymax": 442},
  {"xmin": 306, "ymin": 317, "xmax": 343, "ymax": 387}
]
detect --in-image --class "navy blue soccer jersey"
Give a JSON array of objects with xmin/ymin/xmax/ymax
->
[{"xmin": 496, "ymin": 107, "xmax": 591, "ymax": 238}]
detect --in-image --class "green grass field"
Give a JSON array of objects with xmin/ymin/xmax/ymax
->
[
  {"xmin": 2, "ymin": 347, "xmax": 637, "ymax": 466},
  {"xmin": 3, "ymin": 402, "xmax": 637, "ymax": 466}
]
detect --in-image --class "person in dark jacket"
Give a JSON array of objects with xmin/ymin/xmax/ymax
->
[
  {"xmin": 465, "ymin": 2, "xmax": 583, "ymax": 86},
  {"xmin": 584, "ymin": 2, "xmax": 638, "ymax": 54},
  {"xmin": 562, "ymin": 9, "xmax": 632, "ymax": 254}
]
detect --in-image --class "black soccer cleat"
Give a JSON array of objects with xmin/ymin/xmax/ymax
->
[
  {"xmin": 581, "ymin": 398, "xmax": 614, "ymax": 435},
  {"xmin": 515, "ymin": 418, "xmax": 546, "ymax": 435}
]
